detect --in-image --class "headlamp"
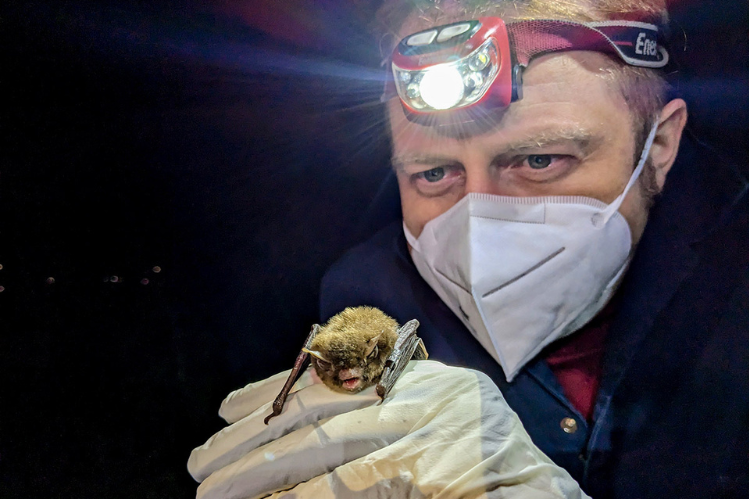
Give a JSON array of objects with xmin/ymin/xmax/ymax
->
[{"xmin": 386, "ymin": 17, "xmax": 669, "ymax": 120}]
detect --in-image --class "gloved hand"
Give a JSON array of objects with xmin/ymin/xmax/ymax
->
[{"xmin": 188, "ymin": 360, "xmax": 589, "ymax": 499}]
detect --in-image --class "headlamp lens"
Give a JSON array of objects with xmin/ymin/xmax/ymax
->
[
  {"xmin": 468, "ymin": 50, "xmax": 490, "ymax": 71},
  {"xmin": 419, "ymin": 66, "xmax": 465, "ymax": 110},
  {"xmin": 392, "ymin": 38, "xmax": 500, "ymax": 113},
  {"xmin": 406, "ymin": 82, "xmax": 420, "ymax": 99}
]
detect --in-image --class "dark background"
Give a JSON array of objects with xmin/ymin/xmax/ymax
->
[{"xmin": 1, "ymin": 1, "xmax": 747, "ymax": 497}]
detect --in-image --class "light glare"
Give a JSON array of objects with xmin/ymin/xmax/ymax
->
[{"xmin": 419, "ymin": 66, "xmax": 464, "ymax": 110}]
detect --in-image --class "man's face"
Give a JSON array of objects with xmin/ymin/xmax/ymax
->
[{"xmin": 391, "ymin": 50, "xmax": 657, "ymax": 246}]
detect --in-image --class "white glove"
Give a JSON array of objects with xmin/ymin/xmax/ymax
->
[{"xmin": 188, "ymin": 360, "xmax": 589, "ymax": 499}]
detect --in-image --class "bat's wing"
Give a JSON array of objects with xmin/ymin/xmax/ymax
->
[
  {"xmin": 264, "ymin": 324, "xmax": 320, "ymax": 424},
  {"xmin": 376, "ymin": 319, "xmax": 427, "ymax": 400}
]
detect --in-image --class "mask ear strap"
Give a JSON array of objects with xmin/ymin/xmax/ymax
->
[
  {"xmin": 598, "ymin": 121, "xmax": 659, "ymax": 226},
  {"xmin": 403, "ymin": 221, "xmax": 421, "ymax": 250}
]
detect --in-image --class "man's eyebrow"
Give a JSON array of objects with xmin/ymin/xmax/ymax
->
[
  {"xmin": 391, "ymin": 128, "xmax": 600, "ymax": 170},
  {"xmin": 390, "ymin": 154, "xmax": 456, "ymax": 171},
  {"xmin": 501, "ymin": 128, "xmax": 599, "ymax": 154}
]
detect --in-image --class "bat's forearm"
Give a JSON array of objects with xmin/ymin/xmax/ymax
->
[{"xmin": 264, "ymin": 324, "xmax": 320, "ymax": 424}]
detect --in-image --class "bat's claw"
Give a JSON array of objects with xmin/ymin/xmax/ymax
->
[{"xmin": 264, "ymin": 406, "xmax": 282, "ymax": 424}]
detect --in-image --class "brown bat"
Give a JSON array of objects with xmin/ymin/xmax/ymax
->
[{"xmin": 264, "ymin": 306, "xmax": 428, "ymax": 424}]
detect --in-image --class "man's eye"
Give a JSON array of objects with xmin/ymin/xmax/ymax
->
[
  {"xmin": 527, "ymin": 155, "xmax": 553, "ymax": 169},
  {"xmin": 420, "ymin": 167, "xmax": 446, "ymax": 182},
  {"xmin": 407, "ymin": 163, "xmax": 464, "ymax": 196}
]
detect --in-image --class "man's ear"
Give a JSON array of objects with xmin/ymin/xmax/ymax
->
[{"xmin": 650, "ymin": 98, "xmax": 688, "ymax": 191}]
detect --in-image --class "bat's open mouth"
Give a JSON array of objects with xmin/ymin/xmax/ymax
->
[{"xmin": 341, "ymin": 377, "xmax": 363, "ymax": 391}]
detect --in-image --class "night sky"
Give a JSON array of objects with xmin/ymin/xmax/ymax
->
[{"xmin": 1, "ymin": 1, "xmax": 747, "ymax": 497}]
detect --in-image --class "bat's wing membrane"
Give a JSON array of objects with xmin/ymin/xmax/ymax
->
[
  {"xmin": 264, "ymin": 324, "xmax": 320, "ymax": 424},
  {"xmin": 376, "ymin": 319, "xmax": 427, "ymax": 400}
]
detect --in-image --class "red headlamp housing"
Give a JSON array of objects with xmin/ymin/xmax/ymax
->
[{"xmin": 391, "ymin": 18, "xmax": 517, "ymax": 115}]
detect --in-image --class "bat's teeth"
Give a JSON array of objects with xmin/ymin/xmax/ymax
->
[{"xmin": 342, "ymin": 377, "xmax": 362, "ymax": 391}]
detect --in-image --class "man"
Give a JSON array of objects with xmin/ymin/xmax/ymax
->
[{"xmin": 190, "ymin": 1, "xmax": 749, "ymax": 497}]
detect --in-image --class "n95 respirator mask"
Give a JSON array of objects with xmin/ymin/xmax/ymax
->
[{"xmin": 404, "ymin": 124, "xmax": 658, "ymax": 381}]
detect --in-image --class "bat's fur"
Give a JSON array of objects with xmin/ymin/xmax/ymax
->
[{"xmin": 308, "ymin": 306, "xmax": 399, "ymax": 394}]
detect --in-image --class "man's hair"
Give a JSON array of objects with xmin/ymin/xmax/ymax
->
[{"xmin": 376, "ymin": 0, "xmax": 670, "ymax": 194}]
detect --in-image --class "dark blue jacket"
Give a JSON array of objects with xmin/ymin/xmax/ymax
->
[{"xmin": 320, "ymin": 136, "xmax": 749, "ymax": 498}]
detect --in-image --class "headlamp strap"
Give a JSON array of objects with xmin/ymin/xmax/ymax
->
[{"xmin": 508, "ymin": 19, "xmax": 668, "ymax": 69}]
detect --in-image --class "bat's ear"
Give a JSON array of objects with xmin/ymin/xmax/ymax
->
[
  {"xmin": 302, "ymin": 347, "xmax": 331, "ymax": 363},
  {"xmin": 365, "ymin": 332, "xmax": 384, "ymax": 357}
]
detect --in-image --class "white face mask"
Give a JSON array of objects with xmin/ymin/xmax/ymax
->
[{"xmin": 404, "ymin": 124, "xmax": 658, "ymax": 381}]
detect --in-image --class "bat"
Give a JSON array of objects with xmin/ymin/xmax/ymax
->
[{"xmin": 264, "ymin": 306, "xmax": 428, "ymax": 424}]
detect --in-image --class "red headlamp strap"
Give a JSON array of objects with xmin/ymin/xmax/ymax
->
[{"xmin": 507, "ymin": 19, "xmax": 668, "ymax": 69}]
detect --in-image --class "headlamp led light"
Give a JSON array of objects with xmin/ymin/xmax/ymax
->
[
  {"xmin": 393, "ymin": 38, "xmax": 501, "ymax": 111},
  {"xmin": 387, "ymin": 17, "xmax": 669, "ymax": 120}
]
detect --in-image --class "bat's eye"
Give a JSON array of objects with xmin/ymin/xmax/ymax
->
[
  {"xmin": 367, "ymin": 345, "xmax": 379, "ymax": 359},
  {"xmin": 315, "ymin": 358, "xmax": 332, "ymax": 370}
]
